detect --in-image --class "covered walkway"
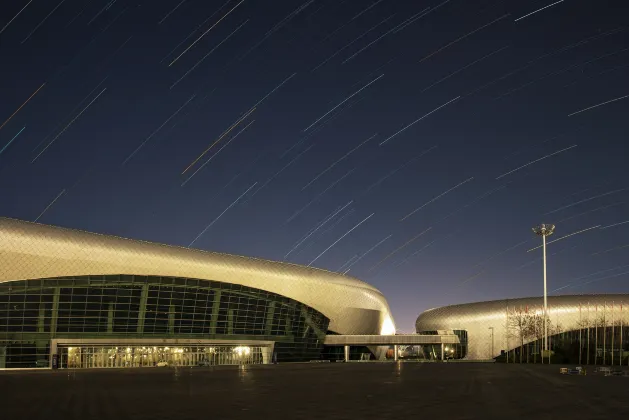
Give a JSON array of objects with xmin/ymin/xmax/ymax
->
[{"xmin": 324, "ymin": 334, "xmax": 461, "ymax": 361}]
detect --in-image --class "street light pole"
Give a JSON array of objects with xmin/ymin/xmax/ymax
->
[
  {"xmin": 543, "ymin": 233, "xmax": 548, "ymax": 352},
  {"xmin": 533, "ymin": 224, "xmax": 555, "ymax": 363}
]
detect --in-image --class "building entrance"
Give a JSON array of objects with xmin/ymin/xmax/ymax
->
[{"xmin": 58, "ymin": 344, "xmax": 266, "ymax": 368}]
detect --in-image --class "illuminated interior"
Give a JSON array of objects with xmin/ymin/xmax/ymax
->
[
  {"xmin": 62, "ymin": 345, "xmax": 264, "ymax": 368},
  {"xmin": 0, "ymin": 275, "xmax": 329, "ymax": 368}
]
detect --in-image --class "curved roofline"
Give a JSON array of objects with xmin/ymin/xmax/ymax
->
[
  {"xmin": 0, "ymin": 217, "xmax": 395, "ymax": 335},
  {"xmin": 421, "ymin": 294, "xmax": 629, "ymax": 312},
  {"xmin": 415, "ymin": 294, "xmax": 629, "ymax": 359},
  {"xmin": 416, "ymin": 294, "xmax": 629, "ymax": 328},
  {"xmin": 0, "ymin": 217, "xmax": 379, "ymax": 293}
]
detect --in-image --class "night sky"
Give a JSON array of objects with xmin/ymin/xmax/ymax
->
[{"xmin": 1, "ymin": 0, "xmax": 628, "ymax": 332}]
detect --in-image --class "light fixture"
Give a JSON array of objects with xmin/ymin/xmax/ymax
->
[{"xmin": 233, "ymin": 346, "xmax": 251, "ymax": 356}]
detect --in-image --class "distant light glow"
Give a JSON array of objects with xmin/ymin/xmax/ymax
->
[
  {"xmin": 233, "ymin": 346, "xmax": 251, "ymax": 356},
  {"xmin": 380, "ymin": 315, "xmax": 396, "ymax": 335}
]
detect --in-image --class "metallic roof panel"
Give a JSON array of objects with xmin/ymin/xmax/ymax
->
[
  {"xmin": 416, "ymin": 295, "xmax": 629, "ymax": 359},
  {"xmin": 0, "ymin": 217, "xmax": 395, "ymax": 335}
]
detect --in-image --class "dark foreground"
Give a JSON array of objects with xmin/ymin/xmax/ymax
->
[{"xmin": 1, "ymin": 363, "xmax": 628, "ymax": 419}]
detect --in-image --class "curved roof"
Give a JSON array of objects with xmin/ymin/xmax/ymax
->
[
  {"xmin": 416, "ymin": 295, "xmax": 629, "ymax": 359},
  {"xmin": 416, "ymin": 294, "xmax": 629, "ymax": 331},
  {"xmin": 0, "ymin": 217, "xmax": 394, "ymax": 335}
]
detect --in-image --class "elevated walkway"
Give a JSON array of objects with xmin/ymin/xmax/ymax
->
[
  {"xmin": 324, "ymin": 334, "xmax": 460, "ymax": 346},
  {"xmin": 324, "ymin": 334, "xmax": 461, "ymax": 361}
]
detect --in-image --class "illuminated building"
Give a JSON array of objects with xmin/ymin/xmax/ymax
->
[
  {"xmin": 416, "ymin": 296, "xmax": 629, "ymax": 363},
  {"xmin": 0, "ymin": 217, "xmax": 394, "ymax": 369}
]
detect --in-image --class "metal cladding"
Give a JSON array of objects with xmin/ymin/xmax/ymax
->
[
  {"xmin": 0, "ymin": 217, "xmax": 395, "ymax": 336},
  {"xmin": 416, "ymin": 295, "xmax": 629, "ymax": 360}
]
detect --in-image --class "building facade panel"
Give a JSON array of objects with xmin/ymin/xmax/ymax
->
[
  {"xmin": 416, "ymin": 295, "xmax": 629, "ymax": 361},
  {"xmin": 0, "ymin": 218, "xmax": 395, "ymax": 368},
  {"xmin": 0, "ymin": 275, "xmax": 329, "ymax": 368}
]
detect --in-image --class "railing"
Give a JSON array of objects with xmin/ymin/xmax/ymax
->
[{"xmin": 324, "ymin": 334, "xmax": 461, "ymax": 346}]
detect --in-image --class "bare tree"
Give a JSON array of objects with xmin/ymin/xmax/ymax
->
[
  {"xmin": 507, "ymin": 307, "xmax": 528, "ymax": 363},
  {"xmin": 521, "ymin": 307, "xmax": 562, "ymax": 363}
]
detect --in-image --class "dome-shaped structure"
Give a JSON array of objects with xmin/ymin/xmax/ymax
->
[{"xmin": 416, "ymin": 295, "xmax": 629, "ymax": 361}]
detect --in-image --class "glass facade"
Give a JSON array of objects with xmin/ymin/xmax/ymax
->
[
  {"xmin": 60, "ymin": 345, "xmax": 267, "ymax": 368},
  {"xmin": 500, "ymin": 326, "xmax": 629, "ymax": 365},
  {"xmin": 0, "ymin": 275, "xmax": 329, "ymax": 368}
]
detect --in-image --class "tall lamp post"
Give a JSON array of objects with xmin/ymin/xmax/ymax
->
[{"xmin": 532, "ymin": 224, "xmax": 555, "ymax": 361}]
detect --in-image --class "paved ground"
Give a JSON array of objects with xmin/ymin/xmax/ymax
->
[{"xmin": 1, "ymin": 363, "xmax": 628, "ymax": 419}]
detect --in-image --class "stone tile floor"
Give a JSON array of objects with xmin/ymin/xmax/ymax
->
[{"xmin": 1, "ymin": 363, "xmax": 627, "ymax": 419}]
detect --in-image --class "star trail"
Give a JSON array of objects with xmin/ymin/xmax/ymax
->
[{"xmin": 0, "ymin": 0, "xmax": 627, "ymax": 331}]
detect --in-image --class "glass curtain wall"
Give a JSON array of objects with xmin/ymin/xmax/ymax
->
[
  {"xmin": 60, "ymin": 345, "xmax": 266, "ymax": 368},
  {"xmin": 501, "ymin": 326, "xmax": 629, "ymax": 365},
  {"xmin": 0, "ymin": 275, "xmax": 329, "ymax": 368}
]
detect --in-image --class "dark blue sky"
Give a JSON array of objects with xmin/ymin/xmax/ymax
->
[{"xmin": 1, "ymin": 0, "xmax": 628, "ymax": 331}]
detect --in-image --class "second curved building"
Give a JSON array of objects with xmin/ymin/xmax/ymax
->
[{"xmin": 416, "ymin": 295, "xmax": 629, "ymax": 362}]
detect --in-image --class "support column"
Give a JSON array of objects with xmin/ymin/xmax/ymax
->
[
  {"xmin": 344, "ymin": 345, "xmax": 350, "ymax": 362},
  {"xmin": 227, "ymin": 309, "xmax": 234, "ymax": 335},
  {"xmin": 48, "ymin": 339, "xmax": 58, "ymax": 369},
  {"xmin": 285, "ymin": 315, "xmax": 292, "ymax": 335},
  {"xmin": 107, "ymin": 303, "xmax": 114, "ymax": 333},
  {"xmin": 265, "ymin": 301, "xmax": 276, "ymax": 335},
  {"xmin": 441, "ymin": 343, "xmax": 444, "ymax": 361},
  {"xmin": 37, "ymin": 303, "xmax": 46, "ymax": 333},
  {"xmin": 50, "ymin": 287, "xmax": 60, "ymax": 334},
  {"xmin": 36, "ymin": 303, "xmax": 47, "ymax": 364},
  {"xmin": 261, "ymin": 347, "xmax": 272, "ymax": 364},
  {"xmin": 286, "ymin": 303, "xmax": 295, "ymax": 335},
  {"xmin": 210, "ymin": 290, "xmax": 221, "ymax": 335},
  {"xmin": 168, "ymin": 304, "xmax": 175, "ymax": 335},
  {"xmin": 0, "ymin": 346, "xmax": 6, "ymax": 369},
  {"xmin": 394, "ymin": 345, "xmax": 398, "ymax": 361},
  {"xmin": 137, "ymin": 284, "xmax": 149, "ymax": 334}
]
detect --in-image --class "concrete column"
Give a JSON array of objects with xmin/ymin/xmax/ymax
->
[
  {"xmin": 227, "ymin": 309, "xmax": 234, "ymax": 335},
  {"xmin": 48, "ymin": 339, "xmax": 58, "ymax": 369},
  {"xmin": 107, "ymin": 303, "xmax": 114, "ymax": 333},
  {"xmin": 137, "ymin": 284, "xmax": 149, "ymax": 334},
  {"xmin": 168, "ymin": 304, "xmax": 175, "ymax": 335},
  {"xmin": 286, "ymin": 303, "xmax": 295, "ymax": 335},
  {"xmin": 36, "ymin": 303, "xmax": 48, "ymax": 360},
  {"xmin": 37, "ymin": 303, "xmax": 46, "ymax": 333},
  {"xmin": 265, "ymin": 301, "xmax": 276, "ymax": 335},
  {"xmin": 261, "ymin": 347, "xmax": 271, "ymax": 364},
  {"xmin": 344, "ymin": 345, "xmax": 350, "ymax": 362},
  {"xmin": 50, "ymin": 287, "xmax": 60, "ymax": 334},
  {"xmin": 394, "ymin": 345, "xmax": 398, "ymax": 361},
  {"xmin": 210, "ymin": 290, "xmax": 222, "ymax": 335},
  {"xmin": 285, "ymin": 315, "xmax": 292, "ymax": 335},
  {"xmin": 441, "ymin": 343, "xmax": 444, "ymax": 361}
]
